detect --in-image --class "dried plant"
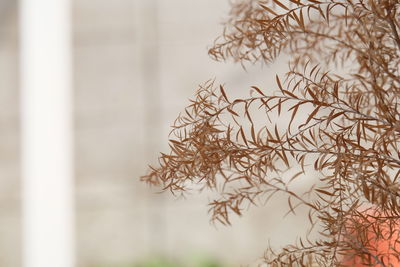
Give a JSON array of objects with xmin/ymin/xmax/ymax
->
[{"xmin": 142, "ymin": 0, "xmax": 400, "ymax": 266}]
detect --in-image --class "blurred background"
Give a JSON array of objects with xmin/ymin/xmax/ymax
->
[{"xmin": 0, "ymin": 0, "xmax": 313, "ymax": 266}]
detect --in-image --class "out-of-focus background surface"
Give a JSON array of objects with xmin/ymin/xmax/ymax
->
[
  {"xmin": 0, "ymin": 0, "xmax": 313, "ymax": 266},
  {"xmin": 0, "ymin": 0, "xmax": 20, "ymax": 266}
]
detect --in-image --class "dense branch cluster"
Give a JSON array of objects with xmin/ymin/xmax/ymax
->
[{"xmin": 142, "ymin": 0, "xmax": 400, "ymax": 266}]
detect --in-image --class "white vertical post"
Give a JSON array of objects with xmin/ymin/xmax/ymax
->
[{"xmin": 20, "ymin": 1, "xmax": 74, "ymax": 267}]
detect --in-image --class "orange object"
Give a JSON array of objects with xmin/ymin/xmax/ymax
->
[{"xmin": 340, "ymin": 208, "xmax": 400, "ymax": 266}]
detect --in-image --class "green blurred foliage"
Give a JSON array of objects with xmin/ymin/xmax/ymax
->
[{"xmin": 95, "ymin": 253, "xmax": 228, "ymax": 267}]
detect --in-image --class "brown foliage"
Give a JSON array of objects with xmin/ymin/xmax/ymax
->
[{"xmin": 142, "ymin": 0, "xmax": 400, "ymax": 266}]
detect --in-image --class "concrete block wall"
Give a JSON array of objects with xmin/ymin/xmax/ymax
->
[
  {"xmin": 73, "ymin": 0, "xmax": 148, "ymax": 265},
  {"xmin": 0, "ymin": 2, "xmax": 20, "ymax": 266},
  {"xmin": 73, "ymin": 1, "xmax": 307, "ymax": 266}
]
